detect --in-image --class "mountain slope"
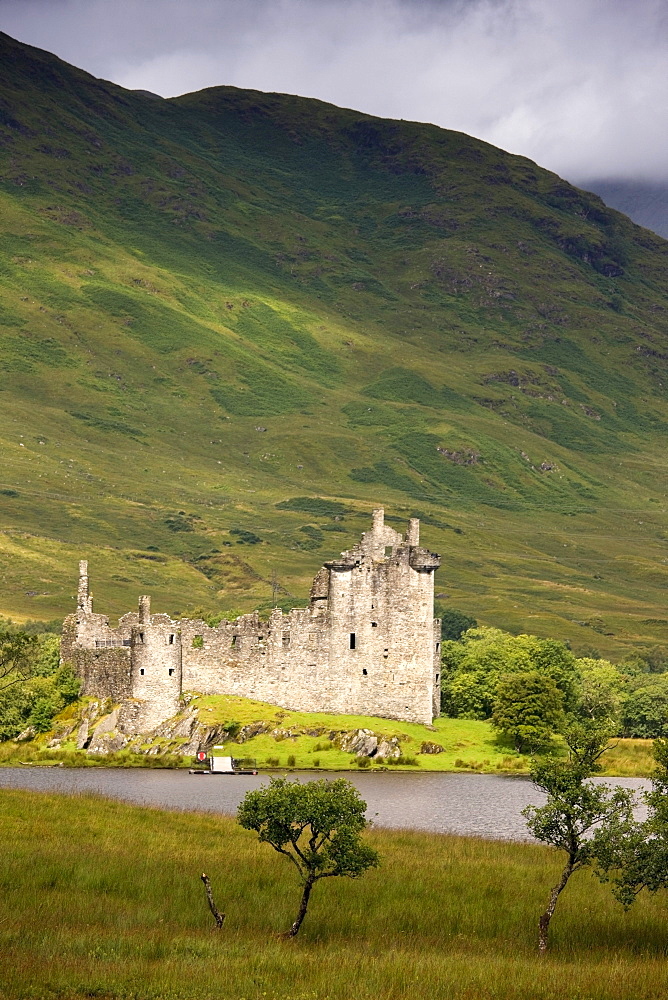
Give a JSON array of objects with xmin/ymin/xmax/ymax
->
[{"xmin": 0, "ymin": 31, "xmax": 667, "ymax": 656}]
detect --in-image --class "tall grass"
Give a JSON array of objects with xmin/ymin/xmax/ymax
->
[{"xmin": 1, "ymin": 789, "xmax": 667, "ymax": 999}]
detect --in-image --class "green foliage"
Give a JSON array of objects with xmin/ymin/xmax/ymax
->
[
  {"xmin": 491, "ymin": 670, "xmax": 564, "ymax": 752},
  {"xmin": 523, "ymin": 723, "xmax": 636, "ymax": 950},
  {"xmin": 237, "ymin": 776, "xmax": 379, "ymax": 935},
  {"xmin": 438, "ymin": 608, "xmax": 478, "ymax": 641},
  {"xmin": 0, "ymin": 635, "xmax": 78, "ymax": 740},
  {"xmin": 164, "ymin": 513, "xmax": 195, "ymax": 533},
  {"xmin": 620, "ymin": 675, "xmax": 668, "ymax": 737},
  {"xmin": 441, "ymin": 627, "xmax": 579, "ymax": 720},
  {"xmin": 0, "ymin": 630, "xmax": 38, "ymax": 692},
  {"xmin": 229, "ymin": 528, "xmax": 262, "ymax": 545},
  {"xmin": 596, "ymin": 737, "xmax": 668, "ymax": 909},
  {"xmin": 28, "ymin": 696, "xmax": 58, "ymax": 733},
  {"xmin": 575, "ymin": 657, "xmax": 625, "ymax": 722}
]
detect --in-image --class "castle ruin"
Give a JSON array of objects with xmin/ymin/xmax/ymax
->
[{"xmin": 61, "ymin": 509, "xmax": 442, "ymax": 728}]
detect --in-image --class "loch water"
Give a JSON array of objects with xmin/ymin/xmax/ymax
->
[{"xmin": 0, "ymin": 768, "xmax": 649, "ymax": 841}]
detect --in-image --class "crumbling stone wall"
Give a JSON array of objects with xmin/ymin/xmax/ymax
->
[{"xmin": 64, "ymin": 510, "xmax": 441, "ymax": 728}]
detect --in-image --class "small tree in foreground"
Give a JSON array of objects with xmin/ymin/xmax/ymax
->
[
  {"xmin": 598, "ymin": 736, "xmax": 668, "ymax": 907},
  {"xmin": 523, "ymin": 723, "xmax": 636, "ymax": 954},
  {"xmin": 237, "ymin": 777, "xmax": 379, "ymax": 937}
]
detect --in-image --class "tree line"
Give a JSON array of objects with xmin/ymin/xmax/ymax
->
[{"xmin": 439, "ymin": 619, "xmax": 668, "ymax": 751}]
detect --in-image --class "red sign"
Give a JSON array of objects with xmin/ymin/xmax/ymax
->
[{"xmin": 196, "ymin": 751, "xmax": 207, "ymax": 762}]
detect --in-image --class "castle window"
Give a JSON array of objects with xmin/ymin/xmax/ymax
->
[
  {"xmin": 362, "ymin": 668, "xmax": 368, "ymax": 676},
  {"xmin": 436, "ymin": 673, "xmax": 440, "ymax": 682},
  {"xmin": 139, "ymin": 632, "xmax": 144, "ymax": 643},
  {"xmin": 436, "ymin": 642, "xmax": 441, "ymax": 654},
  {"xmin": 384, "ymin": 546, "xmax": 393, "ymax": 557},
  {"xmin": 371, "ymin": 621, "xmax": 377, "ymax": 628},
  {"xmin": 231, "ymin": 635, "xmax": 239, "ymax": 648},
  {"xmin": 140, "ymin": 668, "xmax": 145, "ymax": 676},
  {"xmin": 168, "ymin": 668, "xmax": 175, "ymax": 676},
  {"xmin": 168, "ymin": 634, "xmax": 175, "ymax": 645},
  {"xmin": 282, "ymin": 633, "xmax": 290, "ymax": 647},
  {"xmin": 383, "ymin": 649, "xmax": 389, "ymax": 659},
  {"xmin": 349, "ymin": 633, "xmax": 356, "ymax": 650}
]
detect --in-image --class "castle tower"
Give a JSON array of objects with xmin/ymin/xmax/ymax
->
[
  {"xmin": 324, "ymin": 508, "xmax": 440, "ymax": 724},
  {"xmin": 130, "ymin": 595, "xmax": 182, "ymax": 729},
  {"xmin": 77, "ymin": 560, "xmax": 93, "ymax": 617}
]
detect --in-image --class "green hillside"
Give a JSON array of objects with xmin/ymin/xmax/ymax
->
[{"xmin": 0, "ymin": 32, "xmax": 667, "ymax": 657}]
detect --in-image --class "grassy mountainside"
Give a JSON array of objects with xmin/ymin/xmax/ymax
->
[{"xmin": 0, "ymin": 32, "xmax": 667, "ymax": 656}]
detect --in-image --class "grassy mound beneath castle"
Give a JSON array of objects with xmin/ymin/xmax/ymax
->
[
  {"xmin": 1, "ymin": 788, "xmax": 668, "ymax": 1000},
  {"xmin": 0, "ymin": 693, "xmax": 655, "ymax": 775}
]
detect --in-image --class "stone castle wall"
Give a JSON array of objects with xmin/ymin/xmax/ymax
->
[{"xmin": 63, "ymin": 509, "xmax": 441, "ymax": 728}]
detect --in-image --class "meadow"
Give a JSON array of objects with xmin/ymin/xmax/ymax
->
[{"xmin": 1, "ymin": 788, "xmax": 667, "ymax": 1000}]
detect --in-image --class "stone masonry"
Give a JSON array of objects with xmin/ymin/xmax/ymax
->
[{"xmin": 61, "ymin": 509, "xmax": 442, "ymax": 729}]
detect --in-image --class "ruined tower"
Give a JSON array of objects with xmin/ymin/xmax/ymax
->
[{"xmin": 62, "ymin": 509, "xmax": 441, "ymax": 728}]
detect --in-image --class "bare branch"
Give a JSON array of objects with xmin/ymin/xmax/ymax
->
[{"xmin": 200, "ymin": 873, "xmax": 225, "ymax": 930}]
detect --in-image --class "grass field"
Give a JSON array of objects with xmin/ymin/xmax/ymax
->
[
  {"xmin": 0, "ymin": 34, "xmax": 667, "ymax": 659},
  {"xmin": 1, "ymin": 788, "xmax": 667, "ymax": 1000}
]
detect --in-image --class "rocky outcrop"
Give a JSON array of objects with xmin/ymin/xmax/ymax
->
[
  {"xmin": 420, "ymin": 740, "xmax": 445, "ymax": 754},
  {"xmin": 339, "ymin": 729, "xmax": 402, "ymax": 759}
]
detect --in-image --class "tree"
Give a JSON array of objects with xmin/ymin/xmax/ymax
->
[
  {"xmin": 491, "ymin": 670, "xmax": 564, "ymax": 752},
  {"xmin": 574, "ymin": 657, "xmax": 624, "ymax": 723},
  {"xmin": 598, "ymin": 737, "xmax": 668, "ymax": 908},
  {"xmin": 437, "ymin": 608, "xmax": 477, "ymax": 641},
  {"xmin": 237, "ymin": 777, "xmax": 379, "ymax": 937},
  {"xmin": 0, "ymin": 631, "xmax": 38, "ymax": 693},
  {"xmin": 440, "ymin": 627, "xmax": 580, "ymax": 720},
  {"xmin": 620, "ymin": 674, "xmax": 668, "ymax": 737},
  {"xmin": 523, "ymin": 723, "xmax": 636, "ymax": 953}
]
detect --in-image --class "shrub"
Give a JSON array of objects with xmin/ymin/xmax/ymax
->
[
  {"xmin": 229, "ymin": 527, "xmax": 262, "ymax": 545},
  {"xmin": 286, "ymin": 754, "xmax": 296, "ymax": 767},
  {"xmin": 356, "ymin": 756, "xmax": 371, "ymax": 768},
  {"xmin": 265, "ymin": 756, "xmax": 280, "ymax": 766}
]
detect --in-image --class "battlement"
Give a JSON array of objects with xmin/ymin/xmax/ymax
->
[{"xmin": 63, "ymin": 509, "xmax": 442, "ymax": 729}]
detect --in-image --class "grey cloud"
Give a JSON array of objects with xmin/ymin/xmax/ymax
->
[{"xmin": 1, "ymin": 0, "xmax": 667, "ymax": 182}]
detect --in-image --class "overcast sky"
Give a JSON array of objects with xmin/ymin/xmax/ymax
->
[{"xmin": 1, "ymin": 0, "xmax": 666, "ymax": 184}]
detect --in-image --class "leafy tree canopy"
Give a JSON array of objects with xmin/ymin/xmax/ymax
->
[
  {"xmin": 441, "ymin": 627, "xmax": 579, "ymax": 719},
  {"xmin": 491, "ymin": 670, "xmax": 564, "ymax": 752},
  {"xmin": 620, "ymin": 674, "xmax": 668, "ymax": 738},
  {"xmin": 238, "ymin": 777, "xmax": 379, "ymax": 936},
  {"xmin": 574, "ymin": 657, "xmax": 625, "ymax": 722},
  {"xmin": 437, "ymin": 608, "xmax": 477, "ymax": 642},
  {"xmin": 523, "ymin": 722, "xmax": 636, "ymax": 952}
]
